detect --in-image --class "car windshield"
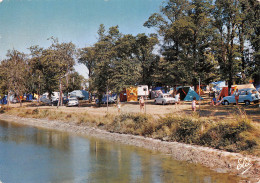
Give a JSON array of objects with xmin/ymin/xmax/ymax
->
[{"xmin": 69, "ymin": 99, "xmax": 77, "ymax": 101}]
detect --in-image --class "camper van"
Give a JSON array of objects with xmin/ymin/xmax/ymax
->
[
  {"xmin": 137, "ymin": 85, "xmax": 149, "ymax": 99},
  {"xmin": 40, "ymin": 92, "xmax": 65, "ymax": 105}
]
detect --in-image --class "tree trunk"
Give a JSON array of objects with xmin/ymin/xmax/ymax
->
[{"xmin": 239, "ymin": 23, "xmax": 245, "ymax": 82}]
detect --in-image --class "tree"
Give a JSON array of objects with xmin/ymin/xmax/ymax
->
[
  {"xmin": 78, "ymin": 46, "xmax": 96, "ymax": 101},
  {"xmin": 64, "ymin": 71, "xmax": 85, "ymax": 92},
  {"xmin": 28, "ymin": 45, "xmax": 45, "ymax": 101},
  {"xmin": 2, "ymin": 50, "xmax": 28, "ymax": 106},
  {"xmin": 144, "ymin": 0, "xmax": 218, "ymax": 88},
  {"xmin": 213, "ymin": 0, "xmax": 242, "ymax": 94},
  {"xmin": 246, "ymin": 0, "xmax": 260, "ymax": 84},
  {"xmin": 134, "ymin": 33, "xmax": 159, "ymax": 86}
]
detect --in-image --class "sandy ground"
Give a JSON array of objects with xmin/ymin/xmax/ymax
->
[{"xmin": 0, "ymin": 114, "xmax": 259, "ymax": 182}]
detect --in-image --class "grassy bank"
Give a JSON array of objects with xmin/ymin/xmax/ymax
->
[{"xmin": 2, "ymin": 107, "xmax": 260, "ymax": 156}]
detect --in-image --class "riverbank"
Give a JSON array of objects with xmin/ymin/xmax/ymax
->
[{"xmin": 0, "ymin": 113, "xmax": 259, "ymax": 182}]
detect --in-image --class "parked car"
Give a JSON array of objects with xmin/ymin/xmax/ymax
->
[
  {"xmin": 67, "ymin": 97, "xmax": 79, "ymax": 107},
  {"xmin": 40, "ymin": 94, "xmax": 51, "ymax": 105},
  {"xmin": 154, "ymin": 93, "xmax": 175, "ymax": 105},
  {"xmin": 222, "ymin": 88, "xmax": 259, "ymax": 105},
  {"xmin": 52, "ymin": 98, "xmax": 68, "ymax": 106}
]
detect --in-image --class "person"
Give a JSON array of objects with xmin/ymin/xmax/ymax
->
[
  {"xmin": 139, "ymin": 96, "xmax": 145, "ymax": 112},
  {"xmin": 175, "ymin": 92, "xmax": 180, "ymax": 108},
  {"xmin": 117, "ymin": 101, "xmax": 121, "ymax": 113},
  {"xmin": 211, "ymin": 92, "xmax": 216, "ymax": 106},
  {"xmin": 192, "ymin": 97, "xmax": 197, "ymax": 112},
  {"xmin": 234, "ymin": 89, "xmax": 239, "ymax": 105}
]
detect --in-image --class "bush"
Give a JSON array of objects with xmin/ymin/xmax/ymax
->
[
  {"xmin": 108, "ymin": 113, "xmax": 154, "ymax": 136},
  {"xmin": 199, "ymin": 119, "xmax": 257, "ymax": 152}
]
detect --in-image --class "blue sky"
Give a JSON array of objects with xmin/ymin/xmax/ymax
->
[{"xmin": 0, "ymin": 0, "xmax": 163, "ymax": 78}]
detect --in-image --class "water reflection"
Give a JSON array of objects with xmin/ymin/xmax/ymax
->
[{"xmin": 0, "ymin": 120, "xmax": 243, "ymax": 183}]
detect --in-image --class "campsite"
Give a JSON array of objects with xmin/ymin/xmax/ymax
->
[{"xmin": 0, "ymin": 0, "xmax": 259, "ymax": 182}]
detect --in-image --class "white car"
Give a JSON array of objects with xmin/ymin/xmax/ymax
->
[
  {"xmin": 222, "ymin": 88, "xmax": 259, "ymax": 105},
  {"xmin": 154, "ymin": 94, "xmax": 175, "ymax": 105},
  {"xmin": 67, "ymin": 98, "xmax": 79, "ymax": 107}
]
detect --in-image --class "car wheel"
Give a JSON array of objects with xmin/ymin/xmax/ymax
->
[
  {"xmin": 154, "ymin": 100, "xmax": 157, "ymax": 104},
  {"xmin": 244, "ymin": 100, "xmax": 250, "ymax": 106},
  {"xmin": 253, "ymin": 100, "xmax": 259, "ymax": 104},
  {"xmin": 224, "ymin": 100, "xmax": 229, "ymax": 105},
  {"xmin": 162, "ymin": 101, "xmax": 165, "ymax": 105}
]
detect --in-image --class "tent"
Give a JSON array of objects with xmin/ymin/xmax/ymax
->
[
  {"xmin": 211, "ymin": 81, "xmax": 226, "ymax": 91},
  {"xmin": 126, "ymin": 86, "xmax": 138, "ymax": 102},
  {"xmin": 0, "ymin": 96, "xmax": 7, "ymax": 105},
  {"xmin": 232, "ymin": 84, "xmax": 255, "ymax": 90},
  {"xmin": 151, "ymin": 87, "xmax": 166, "ymax": 99},
  {"xmin": 217, "ymin": 86, "xmax": 236, "ymax": 100},
  {"xmin": 196, "ymin": 87, "xmax": 205, "ymax": 95},
  {"xmin": 119, "ymin": 89, "xmax": 127, "ymax": 102},
  {"xmin": 69, "ymin": 90, "xmax": 89, "ymax": 100},
  {"xmin": 26, "ymin": 94, "xmax": 33, "ymax": 101},
  {"xmin": 256, "ymin": 84, "xmax": 260, "ymax": 92},
  {"xmin": 177, "ymin": 87, "xmax": 203, "ymax": 101}
]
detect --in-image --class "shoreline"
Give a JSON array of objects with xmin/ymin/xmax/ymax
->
[{"xmin": 0, "ymin": 114, "xmax": 259, "ymax": 181}]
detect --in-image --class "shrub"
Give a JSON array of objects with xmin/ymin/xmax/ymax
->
[
  {"xmin": 199, "ymin": 119, "xmax": 257, "ymax": 152},
  {"xmin": 108, "ymin": 113, "xmax": 154, "ymax": 136}
]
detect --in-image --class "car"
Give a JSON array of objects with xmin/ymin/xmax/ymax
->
[
  {"xmin": 67, "ymin": 98, "xmax": 79, "ymax": 107},
  {"xmin": 222, "ymin": 88, "xmax": 259, "ymax": 105},
  {"xmin": 40, "ymin": 94, "xmax": 51, "ymax": 105},
  {"xmin": 154, "ymin": 93, "xmax": 175, "ymax": 105}
]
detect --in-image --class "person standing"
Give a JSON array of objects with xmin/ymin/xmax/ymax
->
[
  {"xmin": 192, "ymin": 97, "xmax": 197, "ymax": 112},
  {"xmin": 139, "ymin": 96, "xmax": 145, "ymax": 112},
  {"xmin": 175, "ymin": 92, "xmax": 180, "ymax": 108},
  {"xmin": 117, "ymin": 101, "xmax": 121, "ymax": 113},
  {"xmin": 234, "ymin": 89, "xmax": 239, "ymax": 105}
]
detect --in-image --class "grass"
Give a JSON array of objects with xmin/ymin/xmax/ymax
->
[{"xmin": 2, "ymin": 106, "xmax": 260, "ymax": 156}]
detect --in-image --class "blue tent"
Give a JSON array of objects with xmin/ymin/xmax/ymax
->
[
  {"xmin": 69, "ymin": 90, "xmax": 89, "ymax": 100},
  {"xmin": 81, "ymin": 90, "xmax": 89, "ymax": 100},
  {"xmin": 184, "ymin": 88, "xmax": 203, "ymax": 101},
  {"xmin": 152, "ymin": 87, "xmax": 166, "ymax": 93},
  {"xmin": 256, "ymin": 84, "xmax": 260, "ymax": 92},
  {"xmin": 0, "ymin": 96, "xmax": 8, "ymax": 105},
  {"xmin": 211, "ymin": 81, "xmax": 226, "ymax": 91},
  {"xmin": 26, "ymin": 94, "xmax": 33, "ymax": 101}
]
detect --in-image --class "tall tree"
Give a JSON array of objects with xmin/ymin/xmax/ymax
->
[
  {"xmin": 78, "ymin": 46, "xmax": 96, "ymax": 101},
  {"xmin": 2, "ymin": 50, "xmax": 28, "ymax": 106},
  {"xmin": 134, "ymin": 33, "xmax": 159, "ymax": 86},
  {"xmin": 144, "ymin": 0, "xmax": 217, "ymax": 87},
  {"xmin": 246, "ymin": 0, "xmax": 260, "ymax": 84},
  {"xmin": 213, "ymin": 0, "xmax": 241, "ymax": 94}
]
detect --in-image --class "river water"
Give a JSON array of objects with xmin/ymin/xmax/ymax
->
[{"xmin": 0, "ymin": 120, "xmax": 243, "ymax": 183}]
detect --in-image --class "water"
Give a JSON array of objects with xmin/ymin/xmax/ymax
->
[{"xmin": 0, "ymin": 120, "xmax": 242, "ymax": 183}]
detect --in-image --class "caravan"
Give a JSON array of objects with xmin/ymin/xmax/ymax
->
[{"xmin": 137, "ymin": 85, "xmax": 149, "ymax": 99}]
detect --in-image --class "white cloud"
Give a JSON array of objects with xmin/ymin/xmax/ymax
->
[{"xmin": 0, "ymin": 0, "xmax": 3, "ymax": 3}]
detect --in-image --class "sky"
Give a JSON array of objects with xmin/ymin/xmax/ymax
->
[{"xmin": 0, "ymin": 0, "xmax": 164, "ymax": 78}]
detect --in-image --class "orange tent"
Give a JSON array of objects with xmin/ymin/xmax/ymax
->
[
  {"xmin": 196, "ymin": 87, "xmax": 205, "ymax": 95},
  {"xmin": 217, "ymin": 86, "xmax": 236, "ymax": 100},
  {"xmin": 126, "ymin": 86, "xmax": 138, "ymax": 102}
]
